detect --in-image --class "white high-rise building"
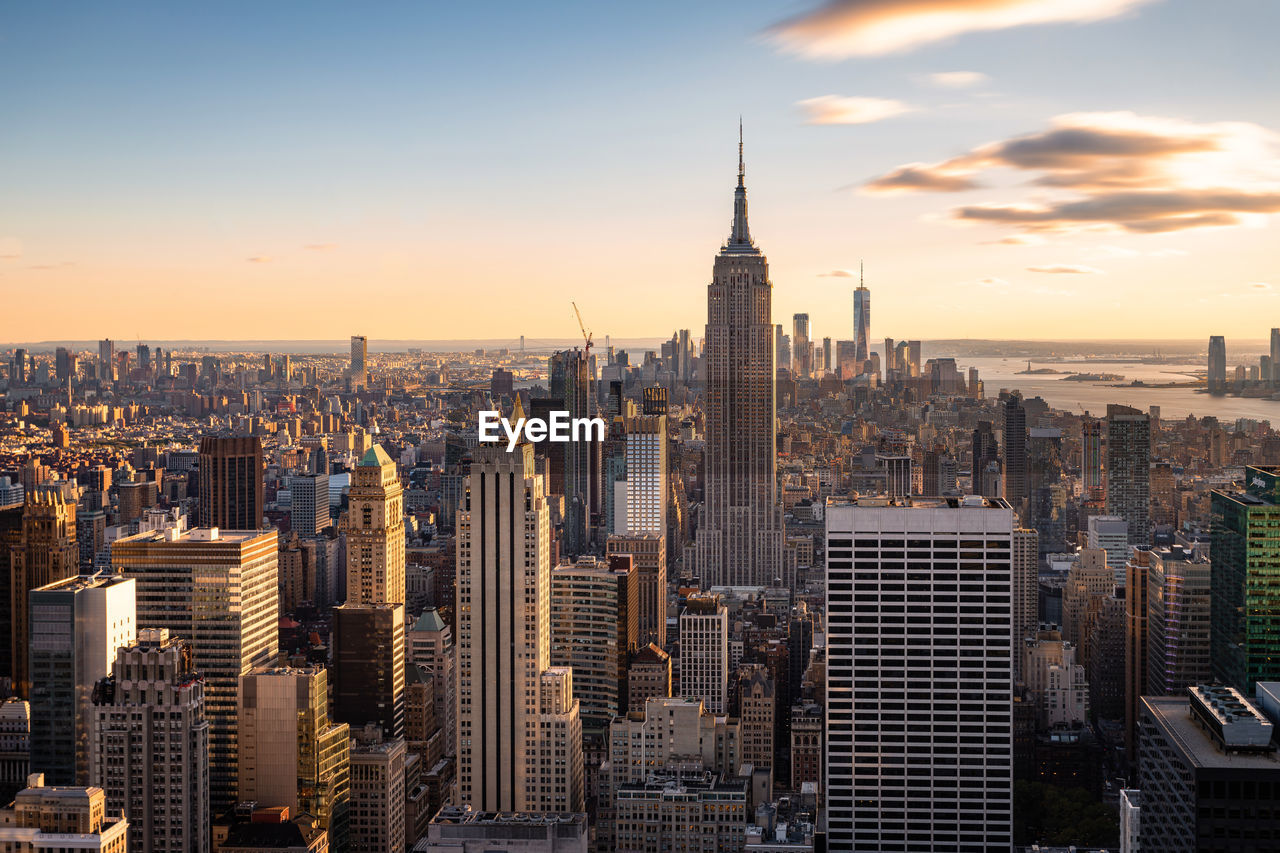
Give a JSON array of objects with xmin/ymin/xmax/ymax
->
[
  {"xmin": 287, "ymin": 472, "xmax": 330, "ymax": 537},
  {"xmin": 622, "ymin": 415, "xmax": 667, "ymax": 535},
  {"xmin": 28, "ymin": 573, "xmax": 136, "ymax": 786},
  {"xmin": 112, "ymin": 527, "xmax": 279, "ymax": 812},
  {"xmin": 1087, "ymin": 514, "xmax": 1130, "ymax": 584},
  {"xmin": 826, "ymin": 496, "xmax": 1015, "ymax": 852},
  {"xmin": 677, "ymin": 595, "xmax": 729, "ymax": 714},
  {"xmin": 455, "ymin": 441, "xmax": 584, "ymax": 813},
  {"xmin": 91, "ymin": 629, "xmax": 209, "ymax": 853}
]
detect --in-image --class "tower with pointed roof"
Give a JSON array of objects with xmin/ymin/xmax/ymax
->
[
  {"xmin": 690, "ymin": 125, "xmax": 785, "ymax": 587},
  {"xmin": 344, "ymin": 444, "xmax": 405, "ymax": 606},
  {"xmin": 854, "ymin": 260, "xmax": 871, "ymax": 367}
]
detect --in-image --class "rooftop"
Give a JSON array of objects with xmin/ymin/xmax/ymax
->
[{"xmin": 1143, "ymin": 694, "xmax": 1280, "ymax": 770}]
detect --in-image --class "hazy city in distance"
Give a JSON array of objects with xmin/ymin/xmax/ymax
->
[{"xmin": 4, "ymin": 2, "xmax": 1280, "ymax": 853}]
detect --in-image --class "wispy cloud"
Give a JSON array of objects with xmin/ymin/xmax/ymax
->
[
  {"xmin": 863, "ymin": 112, "xmax": 1280, "ymax": 234},
  {"xmin": 0, "ymin": 237, "xmax": 21, "ymax": 260},
  {"xmin": 799, "ymin": 95, "xmax": 914, "ymax": 125},
  {"xmin": 768, "ymin": 0, "xmax": 1161, "ymax": 58},
  {"xmin": 1251, "ymin": 282, "xmax": 1273, "ymax": 290},
  {"xmin": 26, "ymin": 261, "xmax": 74, "ymax": 270},
  {"xmin": 304, "ymin": 243, "xmax": 337, "ymax": 251},
  {"xmin": 1027, "ymin": 264, "xmax": 1102, "ymax": 274},
  {"xmin": 820, "ymin": 269, "xmax": 858, "ymax": 277},
  {"xmin": 247, "ymin": 256, "xmax": 273, "ymax": 264},
  {"xmin": 982, "ymin": 235, "xmax": 1045, "ymax": 246},
  {"xmin": 927, "ymin": 70, "xmax": 989, "ymax": 88}
]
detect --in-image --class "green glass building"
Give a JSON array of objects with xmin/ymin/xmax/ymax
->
[{"xmin": 1210, "ymin": 465, "xmax": 1280, "ymax": 693}]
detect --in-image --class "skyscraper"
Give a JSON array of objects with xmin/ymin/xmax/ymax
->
[
  {"xmin": 550, "ymin": 556, "xmax": 638, "ymax": 731},
  {"xmin": 692, "ymin": 127, "xmax": 784, "ymax": 587},
  {"xmin": 619, "ymin": 414, "xmax": 667, "ymax": 535},
  {"xmin": 792, "ymin": 313, "xmax": 811, "ymax": 378},
  {"xmin": 455, "ymin": 441, "xmax": 584, "ymax": 813},
  {"xmin": 1001, "ymin": 393, "xmax": 1027, "ymax": 509},
  {"xmin": 825, "ymin": 496, "xmax": 1015, "ymax": 851},
  {"xmin": 1207, "ymin": 335, "xmax": 1226, "ymax": 394},
  {"xmin": 348, "ymin": 729, "xmax": 406, "ymax": 853},
  {"xmin": 351, "ymin": 334, "xmax": 368, "ymax": 388},
  {"xmin": 343, "ymin": 444, "xmax": 405, "ymax": 605},
  {"xmin": 332, "ymin": 603, "xmax": 407, "ymax": 741},
  {"xmin": 678, "ymin": 595, "xmax": 729, "ymax": 714},
  {"xmin": 606, "ymin": 532, "xmax": 667, "ymax": 649},
  {"xmin": 1081, "ymin": 417, "xmax": 1103, "ymax": 494},
  {"xmin": 238, "ymin": 665, "xmax": 350, "ymax": 850},
  {"xmin": 1146, "ymin": 547, "xmax": 1212, "ymax": 696},
  {"xmin": 1210, "ymin": 466, "xmax": 1280, "ymax": 693},
  {"xmin": 1272, "ymin": 328, "xmax": 1280, "ymax": 389},
  {"xmin": 29, "ymin": 573, "xmax": 136, "ymax": 785},
  {"xmin": 288, "ymin": 472, "xmax": 330, "ymax": 537},
  {"xmin": 853, "ymin": 267, "xmax": 870, "ymax": 366},
  {"xmin": 91, "ymin": 629, "xmax": 210, "ymax": 853},
  {"xmin": 550, "ymin": 349, "xmax": 597, "ymax": 558},
  {"xmin": 8, "ymin": 489, "xmax": 78, "ymax": 698},
  {"xmin": 1106, "ymin": 404, "xmax": 1151, "ymax": 548},
  {"xmin": 112, "ymin": 527, "xmax": 279, "ymax": 812},
  {"xmin": 197, "ymin": 435, "xmax": 264, "ymax": 531}
]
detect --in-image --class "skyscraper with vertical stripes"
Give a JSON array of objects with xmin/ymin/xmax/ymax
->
[{"xmin": 691, "ymin": 126, "xmax": 784, "ymax": 587}]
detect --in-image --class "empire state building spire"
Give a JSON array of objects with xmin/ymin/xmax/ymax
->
[{"xmin": 726, "ymin": 119, "xmax": 755, "ymax": 252}]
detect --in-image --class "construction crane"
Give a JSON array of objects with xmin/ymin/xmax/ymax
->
[{"xmin": 571, "ymin": 301, "xmax": 592, "ymax": 357}]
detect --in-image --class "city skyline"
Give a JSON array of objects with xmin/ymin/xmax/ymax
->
[{"xmin": 4, "ymin": 1, "xmax": 1279, "ymax": 342}]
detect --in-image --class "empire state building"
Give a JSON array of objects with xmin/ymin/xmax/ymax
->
[{"xmin": 692, "ymin": 128, "xmax": 785, "ymax": 587}]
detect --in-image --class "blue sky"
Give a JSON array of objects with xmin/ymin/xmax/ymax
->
[{"xmin": 2, "ymin": 1, "xmax": 1278, "ymax": 341}]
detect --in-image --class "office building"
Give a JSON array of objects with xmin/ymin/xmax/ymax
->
[
  {"xmin": 0, "ymin": 776, "xmax": 129, "ymax": 852},
  {"xmin": 416, "ymin": 806, "xmax": 589, "ymax": 853},
  {"xmin": 1146, "ymin": 547, "xmax": 1212, "ymax": 696},
  {"xmin": 853, "ymin": 274, "xmax": 870, "ymax": 366},
  {"xmin": 112, "ymin": 526, "xmax": 279, "ymax": 811},
  {"xmin": 332, "ymin": 603, "xmax": 406, "ymax": 741},
  {"xmin": 1124, "ymin": 550, "xmax": 1150, "ymax": 764},
  {"xmin": 793, "ymin": 313, "xmax": 811, "ymax": 378},
  {"xmin": 197, "ymin": 435, "xmax": 264, "ymax": 530},
  {"xmin": 406, "ymin": 607, "xmax": 456, "ymax": 758},
  {"xmin": 9, "ymin": 490, "xmax": 79, "ymax": 698},
  {"xmin": 606, "ymin": 532, "xmax": 667, "ymax": 648},
  {"xmin": 1062, "ymin": 548, "xmax": 1113, "ymax": 662},
  {"xmin": 455, "ymin": 441, "xmax": 584, "ymax": 813},
  {"xmin": 90, "ymin": 629, "xmax": 209, "ymax": 853},
  {"xmin": 1106, "ymin": 405, "xmax": 1151, "ymax": 548},
  {"xmin": 627, "ymin": 643, "xmax": 671, "ymax": 712},
  {"xmin": 1210, "ymin": 465, "xmax": 1280, "ymax": 692},
  {"xmin": 0, "ymin": 698, "xmax": 30, "ymax": 807},
  {"xmin": 29, "ymin": 574, "xmax": 136, "ymax": 785},
  {"xmin": 1021, "ymin": 631, "xmax": 1088, "ymax": 729},
  {"xmin": 550, "ymin": 555, "xmax": 638, "ymax": 731},
  {"xmin": 613, "ymin": 773, "xmax": 749, "ymax": 853},
  {"xmin": 1087, "ymin": 514, "xmax": 1131, "ymax": 585},
  {"xmin": 238, "ymin": 666, "xmax": 350, "ymax": 850},
  {"xmin": 739, "ymin": 667, "xmax": 775, "ymax": 773},
  {"xmin": 1137, "ymin": 688, "xmax": 1280, "ymax": 851},
  {"xmin": 1001, "ymin": 394, "xmax": 1027, "ymax": 508},
  {"xmin": 1081, "ymin": 418, "xmax": 1103, "ymax": 494},
  {"xmin": 549, "ymin": 349, "xmax": 597, "ymax": 558},
  {"xmin": 619, "ymin": 415, "xmax": 667, "ymax": 535},
  {"xmin": 1012, "ymin": 528, "xmax": 1038, "ymax": 667},
  {"xmin": 692, "ymin": 130, "xmax": 785, "ymax": 588},
  {"xmin": 1272, "ymin": 328, "xmax": 1280, "ymax": 389},
  {"xmin": 288, "ymin": 472, "xmax": 329, "ymax": 537},
  {"xmin": 351, "ymin": 335, "xmax": 368, "ymax": 388},
  {"xmin": 679, "ymin": 594, "xmax": 729, "ymax": 713},
  {"xmin": 1207, "ymin": 335, "xmax": 1227, "ymax": 394},
  {"xmin": 348, "ymin": 728, "xmax": 406, "ymax": 853},
  {"xmin": 344, "ymin": 444, "xmax": 405, "ymax": 606},
  {"xmin": 825, "ymin": 496, "xmax": 1015, "ymax": 851}
]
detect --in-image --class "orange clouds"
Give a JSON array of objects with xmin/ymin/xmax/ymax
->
[
  {"xmin": 769, "ymin": 0, "xmax": 1160, "ymax": 58},
  {"xmin": 798, "ymin": 95, "xmax": 914, "ymax": 125},
  {"xmin": 864, "ymin": 112, "xmax": 1280, "ymax": 234}
]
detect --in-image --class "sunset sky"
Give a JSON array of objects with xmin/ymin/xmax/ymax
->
[{"xmin": 2, "ymin": 0, "xmax": 1278, "ymax": 343}]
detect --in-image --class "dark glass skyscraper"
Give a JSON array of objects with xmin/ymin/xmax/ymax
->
[
  {"xmin": 691, "ymin": 128, "xmax": 784, "ymax": 587},
  {"xmin": 1106, "ymin": 404, "xmax": 1151, "ymax": 548},
  {"xmin": 1001, "ymin": 393, "xmax": 1027, "ymax": 508},
  {"xmin": 1207, "ymin": 335, "xmax": 1226, "ymax": 395},
  {"xmin": 198, "ymin": 435, "xmax": 264, "ymax": 530}
]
